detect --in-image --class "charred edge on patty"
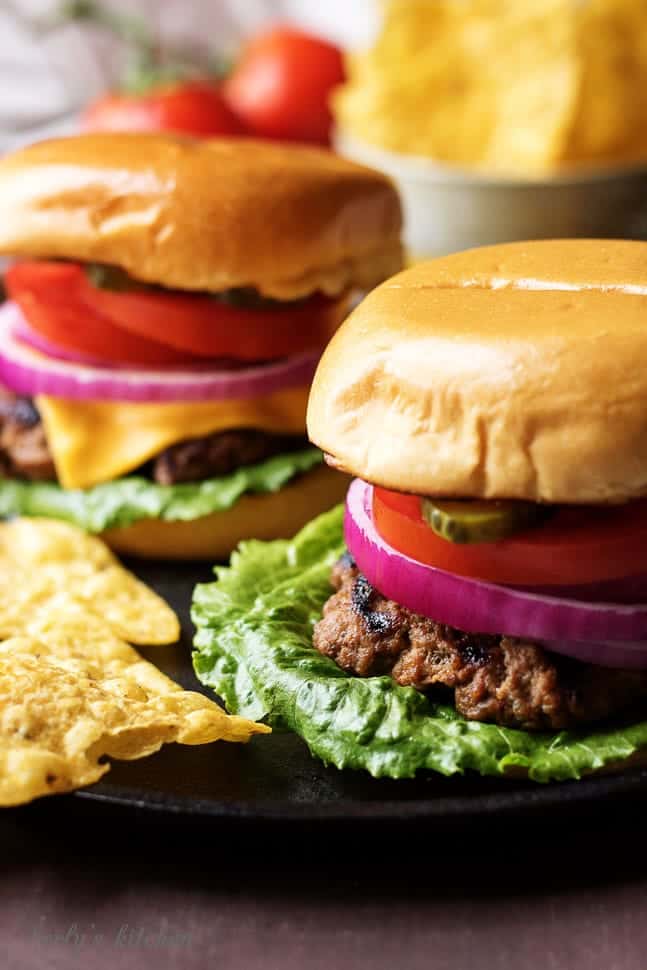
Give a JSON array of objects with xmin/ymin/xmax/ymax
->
[
  {"xmin": 0, "ymin": 391, "xmax": 307, "ymax": 486},
  {"xmin": 312, "ymin": 556, "xmax": 647, "ymax": 731},
  {"xmin": 0, "ymin": 393, "xmax": 55, "ymax": 480}
]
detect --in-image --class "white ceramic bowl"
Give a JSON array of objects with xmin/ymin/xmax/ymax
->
[{"xmin": 335, "ymin": 131, "xmax": 647, "ymax": 258}]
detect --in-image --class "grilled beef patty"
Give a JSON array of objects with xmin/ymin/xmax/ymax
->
[
  {"xmin": 312, "ymin": 555, "xmax": 647, "ymax": 731},
  {"xmin": 0, "ymin": 392, "xmax": 55, "ymax": 480},
  {"xmin": 153, "ymin": 429, "xmax": 307, "ymax": 484},
  {"xmin": 0, "ymin": 391, "xmax": 306, "ymax": 485}
]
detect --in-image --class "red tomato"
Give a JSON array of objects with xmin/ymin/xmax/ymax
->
[
  {"xmin": 372, "ymin": 487, "xmax": 647, "ymax": 587},
  {"xmin": 82, "ymin": 81, "xmax": 246, "ymax": 137},
  {"xmin": 6, "ymin": 262, "xmax": 345, "ymax": 365},
  {"xmin": 6, "ymin": 263, "xmax": 201, "ymax": 367},
  {"xmin": 223, "ymin": 27, "xmax": 344, "ymax": 144}
]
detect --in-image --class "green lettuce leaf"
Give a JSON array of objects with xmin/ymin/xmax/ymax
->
[
  {"xmin": 192, "ymin": 505, "xmax": 647, "ymax": 782},
  {"xmin": 0, "ymin": 448, "xmax": 322, "ymax": 533}
]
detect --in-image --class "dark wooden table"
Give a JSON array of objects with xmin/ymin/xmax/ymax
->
[{"xmin": 1, "ymin": 790, "xmax": 646, "ymax": 970}]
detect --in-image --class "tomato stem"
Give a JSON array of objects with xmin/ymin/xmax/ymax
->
[
  {"xmin": 56, "ymin": 0, "xmax": 189, "ymax": 92},
  {"xmin": 59, "ymin": 1, "xmax": 154, "ymax": 58}
]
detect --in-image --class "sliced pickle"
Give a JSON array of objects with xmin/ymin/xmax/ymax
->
[
  {"xmin": 86, "ymin": 263, "xmax": 137, "ymax": 292},
  {"xmin": 85, "ymin": 267, "xmax": 305, "ymax": 306},
  {"xmin": 85, "ymin": 263, "xmax": 174, "ymax": 294},
  {"xmin": 215, "ymin": 288, "xmax": 307, "ymax": 310},
  {"xmin": 420, "ymin": 498, "xmax": 551, "ymax": 544}
]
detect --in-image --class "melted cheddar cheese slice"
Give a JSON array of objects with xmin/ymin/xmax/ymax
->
[{"xmin": 37, "ymin": 386, "xmax": 309, "ymax": 489}]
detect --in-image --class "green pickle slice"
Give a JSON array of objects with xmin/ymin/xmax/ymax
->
[{"xmin": 421, "ymin": 498, "xmax": 550, "ymax": 544}]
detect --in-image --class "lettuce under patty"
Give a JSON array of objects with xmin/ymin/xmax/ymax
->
[
  {"xmin": 192, "ymin": 505, "xmax": 647, "ymax": 782},
  {"xmin": 0, "ymin": 448, "xmax": 322, "ymax": 533}
]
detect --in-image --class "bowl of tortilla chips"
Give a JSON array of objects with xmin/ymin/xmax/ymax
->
[{"xmin": 333, "ymin": 0, "xmax": 647, "ymax": 257}]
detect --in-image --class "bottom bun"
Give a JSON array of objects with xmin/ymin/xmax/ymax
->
[{"xmin": 102, "ymin": 464, "xmax": 350, "ymax": 560}]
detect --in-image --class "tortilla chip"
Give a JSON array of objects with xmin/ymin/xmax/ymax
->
[
  {"xmin": 0, "ymin": 636, "xmax": 268, "ymax": 806},
  {"xmin": 0, "ymin": 519, "xmax": 270, "ymax": 805},
  {"xmin": 0, "ymin": 517, "xmax": 179, "ymax": 644}
]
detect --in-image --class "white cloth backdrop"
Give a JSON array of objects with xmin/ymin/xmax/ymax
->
[{"xmin": 0, "ymin": 0, "xmax": 378, "ymax": 152}]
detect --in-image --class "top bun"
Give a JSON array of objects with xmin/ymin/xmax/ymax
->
[
  {"xmin": 0, "ymin": 133, "xmax": 402, "ymax": 299},
  {"xmin": 307, "ymin": 239, "xmax": 647, "ymax": 504}
]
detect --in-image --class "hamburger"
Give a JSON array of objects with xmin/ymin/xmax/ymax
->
[
  {"xmin": 0, "ymin": 132, "xmax": 402, "ymax": 559},
  {"xmin": 193, "ymin": 240, "xmax": 647, "ymax": 781}
]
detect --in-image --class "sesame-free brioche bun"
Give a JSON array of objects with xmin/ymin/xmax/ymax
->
[
  {"xmin": 102, "ymin": 464, "xmax": 349, "ymax": 560},
  {"xmin": 307, "ymin": 239, "xmax": 647, "ymax": 505},
  {"xmin": 0, "ymin": 133, "xmax": 402, "ymax": 300}
]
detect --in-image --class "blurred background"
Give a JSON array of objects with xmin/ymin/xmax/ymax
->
[
  {"xmin": 0, "ymin": 0, "xmax": 376, "ymax": 150},
  {"xmin": 3, "ymin": 0, "xmax": 647, "ymax": 255}
]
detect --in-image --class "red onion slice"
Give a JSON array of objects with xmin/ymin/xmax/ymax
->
[
  {"xmin": 518, "ymin": 574, "xmax": 647, "ymax": 605},
  {"xmin": 0, "ymin": 305, "xmax": 319, "ymax": 403},
  {"xmin": 8, "ymin": 308, "xmax": 109, "ymax": 368},
  {"xmin": 345, "ymin": 478, "xmax": 647, "ymax": 655},
  {"xmin": 537, "ymin": 639, "xmax": 647, "ymax": 669},
  {"xmin": 9, "ymin": 308, "xmax": 265, "ymax": 373}
]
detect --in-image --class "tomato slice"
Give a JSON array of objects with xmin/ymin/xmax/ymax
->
[
  {"xmin": 6, "ymin": 263, "xmax": 201, "ymax": 366},
  {"xmin": 373, "ymin": 486, "xmax": 647, "ymax": 587},
  {"xmin": 6, "ymin": 262, "xmax": 344, "ymax": 364},
  {"xmin": 87, "ymin": 283, "xmax": 343, "ymax": 361}
]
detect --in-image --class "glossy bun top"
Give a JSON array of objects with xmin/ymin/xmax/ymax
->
[
  {"xmin": 0, "ymin": 133, "xmax": 402, "ymax": 299},
  {"xmin": 308, "ymin": 240, "xmax": 647, "ymax": 503}
]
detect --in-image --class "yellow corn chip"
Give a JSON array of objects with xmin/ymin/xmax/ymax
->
[
  {"xmin": 334, "ymin": 0, "xmax": 647, "ymax": 171},
  {"xmin": 480, "ymin": 0, "xmax": 578, "ymax": 172},
  {"xmin": 0, "ymin": 518, "xmax": 179, "ymax": 644},
  {"xmin": 0, "ymin": 639, "xmax": 267, "ymax": 806},
  {"xmin": 0, "ymin": 594, "xmax": 265, "ymax": 747},
  {"xmin": 564, "ymin": 0, "xmax": 647, "ymax": 163},
  {"xmin": 0, "ymin": 515, "xmax": 112, "ymax": 567},
  {"xmin": 334, "ymin": 0, "xmax": 578, "ymax": 171},
  {"xmin": 0, "ymin": 520, "xmax": 270, "ymax": 805}
]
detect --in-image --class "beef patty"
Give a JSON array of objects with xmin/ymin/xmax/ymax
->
[
  {"xmin": 0, "ymin": 392, "xmax": 55, "ymax": 480},
  {"xmin": 0, "ymin": 390, "xmax": 306, "ymax": 485},
  {"xmin": 153, "ymin": 429, "xmax": 306, "ymax": 484},
  {"xmin": 312, "ymin": 554, "xmax": 647, "ymax": 731}
]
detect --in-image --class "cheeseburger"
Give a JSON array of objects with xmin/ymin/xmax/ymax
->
[
  {"xmin": 0, "ymin": 133, "xmax": 401, "ymax": 558},
  {"xmin": 194, "ymin": 240, "xmax": 647, "ymax": 781}
]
